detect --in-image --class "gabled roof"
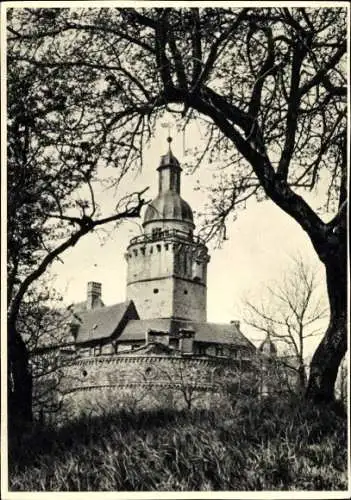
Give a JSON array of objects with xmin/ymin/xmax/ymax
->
[{"xmin": 75, "ymin": 300, "xmax": 139, "ymax": 344}]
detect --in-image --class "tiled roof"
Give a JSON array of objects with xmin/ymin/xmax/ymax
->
[
  {"xmin": 193, "ymin": 322, "xmax": 255, "ymax": 348},
  {"xmin": 119, "ymin": 319, "xmax": 172, "ymax": 341},
  {"xmin": 75, "ymin": 301, "xmax": 138, "ymax": 344},
  {"xmin": 118, "ymin": 318, "xmax": 255, "ymax": 349}
]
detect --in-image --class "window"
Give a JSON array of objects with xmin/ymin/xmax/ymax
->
[
  {"xmin": 165, "ymin": 243, "xmax": 169, "ymax": 250},
  {"xmin": 216, "ymin": 346, "xmax": 224, "ymax": 357},
  {"xmin": 169, "ymin": 338, "xmax": 179, "ymax": 350},
  {"xmin": 183, "ymin": 253, "xmax": 188, "ymax": 274},
  {"xmin": 82, "ymin": 369, "xmax": 88, "ymax": 377},
  {"xmin": 153, "ymin": 288, "xmax": 159, "ymax": 294},
  {"xmin": 184, "ymin": 289, "xmax": 188, "ymax": 295},
  {"xmin": 94, "ymin": 344, "xmax": 101, "ymax": 356},
  {"xmin": 152, "ymin": 227, "xmax": 162, "ymax": 240},
  {"xmin": 156, "ymin": 244, "xmax": 161, "ymax": 252},
  {"xmin": 198, "ymin": 345, "xmax": 207, "ymax": 356}
]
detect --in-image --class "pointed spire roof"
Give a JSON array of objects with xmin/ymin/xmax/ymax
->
[
  {"xmin": 158, "ymin": 136, "xmax": 181, "ymax": 170},
  {"xmin": 143, "ymin": 137, "xmax": 193, "ymax": 228},
  {"xmin": 258, "ymin": 332, "xmax": 277, "ymax": 356}
]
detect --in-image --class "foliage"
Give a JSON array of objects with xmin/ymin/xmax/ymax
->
[
  {"xmin": 7, "ymin": 7, "xmax": 346, "ymax": 239},
  {"xmin": 8, "ymin": 396, "xmax": 347, "ymax": 491},
  {"xmin": 6, "ymin": 6, "xmax": 348, "ymax": 403},
  {"xmin": 7, "ymin": 8, "xmax": 150, "ymax": 422},
  {"xmin": 17, "ymin": 284, "xmax": 81, "ymax": 418}
]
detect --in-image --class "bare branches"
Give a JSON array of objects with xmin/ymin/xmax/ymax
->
[
  {"xmin": 299, "ymin": 41, "xmax": 347, "ymax": 97},
  {"xmin": 155, "ymin": 10, "xmax": 175, "ymax": 95},
  {"xmin": 243, "ymin": 255, "xmax": 328, "ymax": 391},
  {"xmin": 192, "ymin": 8, "xmax": 249, "ymax": 91},
  {"xmin": 277, "ymin": 41, "xmax": 305, "ymax": 179},
  {"xmin": 9, "ymin": 185, "xmax": 148, "ymax": 334}
]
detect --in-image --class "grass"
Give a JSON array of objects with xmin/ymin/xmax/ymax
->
[{"xmin": 8, "ymin": 396, "xmax": 348, "ymax": 491}]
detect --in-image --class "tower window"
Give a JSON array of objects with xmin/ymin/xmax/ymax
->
[
  {"xmin": 153, "ymin": 288, "xmax": 159, "ymax": 294},
  {"xmin": 152, "ymin": 228, "xmax": 162, "ymax": 240},
  {"xmin": 156, "ymin": 244, "xmax": 161, "ymax": 252},
  {"xmin": 141, "ymin": 247, "xmax": 145, "ymax": 255},
  {"xmin": 82, "ymin": 370, "xmax": 88, "ymax": 377},
  {"xmin": 150, "ymin": 247, "xmax": 153, "ymax": 254},
  {"xmin": 133, "ymin": 249, "xmax": 138, "ymax": 256},
  {"xmin": 184, "ymin": 289, "xmax": 188, "ymax": 295},
  {"xmin": 165, "ymin": 243, "xmax": 169, "ymax": 250}
]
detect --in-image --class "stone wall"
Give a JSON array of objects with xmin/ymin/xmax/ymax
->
[
  {"xmin": 173, "ymin": 277, "xmax": 207, "ymax": 322},
  {"xmin": 126, "ymin": 238, "xmax": 208, "ymax": 321},
  {"xmin": 47, "ymin": 354, "xmax": 248, "ymax": 421}
]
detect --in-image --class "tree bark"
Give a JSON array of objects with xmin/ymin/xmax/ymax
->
[
  {"xmin": 8, "ymin": 322, "xmax": 33, "ymax": 425},
  {"xmin": 297, "ymin": 364, "xmax": 307, "ymax": 393},
  {"xmin": 306, "ymin": 238, "xmax": 347, "ymax": 403}
]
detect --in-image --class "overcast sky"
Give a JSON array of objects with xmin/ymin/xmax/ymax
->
[{"xmin": 50, "ymin": 117, "xmax": 329, "ymax": 356}]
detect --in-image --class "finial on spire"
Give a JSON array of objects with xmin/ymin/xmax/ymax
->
[{"xmin": 167, "ymin": 136, "xmax": 173, "ymax": 151}]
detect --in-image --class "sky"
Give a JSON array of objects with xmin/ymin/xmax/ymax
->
[{"xmin": 50, "ymin": 117, "xmax": 329, "ymax": 357}]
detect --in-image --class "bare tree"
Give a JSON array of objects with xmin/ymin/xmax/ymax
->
[
  {"xmin": 6, "ymin": 6, "xmax": 347, "ymax": 403},
  {"xmin": 155, "ymin": 361, "xmax": 210, "ymax": 410},
  {"xmin": 244, "ymin": 256, "xmax": 328, "ymax": 393}
]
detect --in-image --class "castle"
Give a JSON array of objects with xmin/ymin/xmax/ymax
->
[{"xmin": 33, "ymin": 139, "xmax": 261, "ymax": 418}]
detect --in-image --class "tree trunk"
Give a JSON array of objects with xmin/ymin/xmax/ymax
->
[
  {"xmin": 8, "ymin": 322, "xmax": 33, "ymax": 425},
  {"xmin": 297, "ymin": 364, "xmax": 307, "ymax": 393},
  {"xmin": 306, "ymin": 242, "xmax": 347, "ymax": 403}
]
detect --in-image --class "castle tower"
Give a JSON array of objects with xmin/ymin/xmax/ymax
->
[
  {"xmin": 125, "ymin": 138, "xmax": 210, "ymax": 322},
  {"xmin": 258, "ymin": 333, "xmax": 277, "ymax": 397}
]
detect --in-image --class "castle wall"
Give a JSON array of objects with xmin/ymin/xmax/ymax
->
[
  {"xmin": 53, "ymin": 354, "xmax": 244, "ymax": 420},
  {"xmin": 144, "ymin": 219, "xmax": 193, "ymax": 236},
  {"xmin": 126, "ymin": 241, "xmax": 175, "ymax": 283},
  {"xmin": 173, "ymin": 277, "xmax": 206, "ymax": 322},
  {"xmin": 126, "ymin": 238, "xmax": 208, "ymax": 320},
  {"xmin": 127, "ymin": 278, "xmax": 175, "ymax": 319}
]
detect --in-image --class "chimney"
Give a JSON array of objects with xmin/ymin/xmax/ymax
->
[{"xmin": 87, "ymin": 281, "xmax": 102, "ymax": 310}]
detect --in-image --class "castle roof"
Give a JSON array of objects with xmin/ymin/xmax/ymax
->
[
  {"xmin": 143, "ymin": 192, "xmax": 194, "ymax": 227},
  {"xmin": 74, "ymin": 300, "xmax": 139, "ymax": 344},
  {"xmin": 258, "ymin": 334, "xmax": 277, "ymax": 355},
  {"xmin": 74, "ymin": 311, "xmax": 255, "ymax": 350},
  {"xmin": 158, "ymin": 149, "xmax": 181, "ymax": 169},
  {"xmin": 143, "ymin": 140, "xmax": 194, "ymax": 228}
]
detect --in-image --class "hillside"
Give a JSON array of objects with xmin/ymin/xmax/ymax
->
[{"xmin": 8, "ymin": 396, "xmax": 348, "ymax": 491}]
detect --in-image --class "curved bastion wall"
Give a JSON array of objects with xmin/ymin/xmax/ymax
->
[{"xmin": 48, "ymin": 352, "xmax": 255, "ymax": 420}]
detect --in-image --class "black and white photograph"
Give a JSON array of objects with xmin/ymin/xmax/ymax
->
[{"xmin": 1, "ymin": 1, "xmax": 349, "ymax": 496}]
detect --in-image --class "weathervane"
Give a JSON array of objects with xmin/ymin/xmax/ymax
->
[{"xmin": 161, "ymin": 121, "xmax": 173, "ymax": 150}]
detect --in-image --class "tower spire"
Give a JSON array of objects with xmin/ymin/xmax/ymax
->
[{"xmin": 157, "ymin": 137, "xmax": 182, "ymax": 195}]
